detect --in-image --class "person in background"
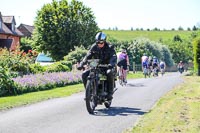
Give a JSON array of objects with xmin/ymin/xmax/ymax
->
[
  {"xmin": 177, "ymin": 61, "xmax": 184, "ymax": 73},
  {"xmin": 117, "ymin": 49, "xmax": 130, "ymax": 83},
  {"xmin": 148, "ymin": 56, "xmax": 153, "ymax": 71},
  {"xmin": 159, "ymin": 60, "xmax": 166, "ymax": 74},
  {"xmin": 152, "ymin": 56, "xmax": 159, "ymax": 69},
  {"xmin": 141, "ymin": 53, "xmax": 149, "ymax": 71}
]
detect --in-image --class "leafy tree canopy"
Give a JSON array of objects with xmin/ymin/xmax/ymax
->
[{"xmin": 33, "ymin": 0, "xmax": 99, "ymax": 60}]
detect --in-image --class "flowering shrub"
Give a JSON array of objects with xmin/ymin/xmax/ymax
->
[
  {"xmin": 12, "ymin": 71, "xmax": 82, "ymax": 94},
  {"xmin": 0, "ymin": 48, "xmax": 38, "ymax": 76}
]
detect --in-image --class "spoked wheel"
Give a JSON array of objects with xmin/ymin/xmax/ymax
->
[
  {"xmin": 143, "ymin": 68, "xmax": 148, "ymax": 78},
  {"xmin": 144, "ymin": 73, "xmax": 147, "ymax": 78},
  {"xmin": 118, "ymin": 76, "xmax": 123, "ymax": 86},
  {"xmin": 85, "ymin": 80, "xmax": 96, "ymax": 114},
  {"xmin": 104, "ymin": 100, "xmax": 112, "ymax": 108}
]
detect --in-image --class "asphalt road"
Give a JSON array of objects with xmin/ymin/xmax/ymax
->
[{"xmin": 0, "ymin": 72, "xmax": 183, "ymax": 133}]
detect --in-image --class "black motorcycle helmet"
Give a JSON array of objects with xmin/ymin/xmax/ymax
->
[{"xmin": 95, "ymin": 32, "xmax": 107, "ymax": 43}]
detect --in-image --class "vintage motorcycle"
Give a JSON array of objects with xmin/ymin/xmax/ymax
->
[{"xmin": 84, "ymin": 59, "xmax": 117, "ymax": 114}]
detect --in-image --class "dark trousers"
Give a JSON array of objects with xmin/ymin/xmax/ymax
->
[{"xmin": 82, "ymin": 69, "xmax": 115, "ymax": 94}]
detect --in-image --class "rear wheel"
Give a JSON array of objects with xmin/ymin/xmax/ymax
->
[
  {"xmin": 118, "ymin": 75, "xmax": 123, "ymax": 86},
  {"xmin": 85, "ymin": 80, "xmax": 96, "ymax": 114}
]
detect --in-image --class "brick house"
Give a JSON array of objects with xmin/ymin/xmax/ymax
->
[
  {"xmin": 17, "ymin": 23, "xmax": 34, "ymax": 38},
  {"xmin": 0, "ymin": 12, "xmax": 23, "ymax": 51}
]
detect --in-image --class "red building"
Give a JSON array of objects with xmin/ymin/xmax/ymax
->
[{"xmin": 0, "ymin": 12, "xmax": 23, "ymax": 51}]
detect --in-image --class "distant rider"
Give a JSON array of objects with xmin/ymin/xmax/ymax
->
[
  {"xmin": 117, "ymin": 49, "xmax": 130, "ymax": 83},
  {"xmin": 177, "ymin": 61, "xmax": 184, "ymax": 72},
  {"xmin": 141, "ymin": 53, "xmax": 149, "ymax": 71},
  {"xmin": 152, "ymin": 56, "xmax": 159, "ymax": 69},
  {"xmin": 159, "ymin": 60, "xmax": 166, "ymax": 73}
]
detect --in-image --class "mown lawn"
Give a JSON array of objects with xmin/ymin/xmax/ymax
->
[
  {"xmin": 125, "ymin": 75, "xmax": 200, "ymax": 133},
  {"xmin": 103, "ymin": 30, "xmax": 192, "ymax": 42}
]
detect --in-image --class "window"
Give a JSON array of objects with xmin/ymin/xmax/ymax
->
[{"xmin": 12, "ymin": 23, "xmax": 15, "ymax": 31}]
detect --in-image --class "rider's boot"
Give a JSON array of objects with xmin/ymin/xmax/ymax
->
[
  {"xmin": 107, "ymin": 87, "xmax": 113, "ymax": 100},
  {"xmin": 107, "ymin": 69, "xmax": 114, "ymax": 100}
]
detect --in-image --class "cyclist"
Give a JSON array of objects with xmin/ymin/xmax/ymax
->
[
  {"xmin": 152, "ymin": 56, "xmax": 159, "ymax": 69},
  {"xmin": 159, "ymin": 60, "xmax": 166, "ymax": 74},
  {"xmin": 177, "ymin": 61, "xmax": 184, "ymax": 73},
  {"xmin": 152, "ymin": 56, "xmax": 159, "ymax": 75},
  {"xmin": 77, "ymin": 32, "xmax": 117, "ymax": 100},
  {"xmin": 141, "ymin": 53, "xmax": 149, "ymax": 71},
  {"xmin": 117, "ymin": 49, "xmax": 130, "ymax": 83},
  {"xmin": 148, "ymin": 56, "xmax": 153, "ymax": 71}
]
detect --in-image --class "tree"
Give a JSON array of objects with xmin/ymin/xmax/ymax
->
[
  {"xmin": 178, "ymin": 26, "xmax": 184, "ymax": 31},
  {"xmin": 33, "ymin": 0, "xmax": 99, "ymax": 60},
  {"xmin": 131, "ymin": 27, "xmax": 133, "ymax": 31},
  {"xmin": 187, "ymin": 27, "xmax": 191, "ymax": 31},
  {"xmin": 192, "ymin": 25, "xmax": 198, "ymax": 31},
  {"xmin": 193, "ymin": 36, "xmax": 200, "ymax": 75},
  {"xmin": 173, "ymin": 35, "xmax": 182, "ymax": 42},
  {"xmin": 167, "ymin": 40, "xmax": 193, "ymax": 64}
]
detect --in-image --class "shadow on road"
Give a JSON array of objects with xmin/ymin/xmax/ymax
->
[
  {"xmin": 126, "ymin": 83, "xmax": 145, "ymax": 87},
  {"xmin": 94, "ymin": 106, "xmax": 146, "ymax": 116}
]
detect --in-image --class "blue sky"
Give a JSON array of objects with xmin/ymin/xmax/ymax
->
[{"xmin": 1, "ymin": 0, "xmax": 200, "ymax": 30}]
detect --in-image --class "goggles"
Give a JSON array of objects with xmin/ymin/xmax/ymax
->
[{"xmin": 96, "ymin": 41, "xmax": 104, "ymax": 44}]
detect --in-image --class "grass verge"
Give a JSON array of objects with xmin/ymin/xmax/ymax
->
[
  {"xmin": 0, "ymin": 84, "xmax": 84, "ymax": 110},
  {"xmin": 125, "ymin": 75, "xmax": 200, "ymax": 133},
  {"xmin": 127, "ymin": 71, "xmax": 144, "ymax": 79}
]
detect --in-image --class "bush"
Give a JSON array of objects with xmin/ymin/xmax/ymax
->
[
  {"xmin": 0, "ymin": 67, "xmax": 17, "ymax": 96},
  {"xmin": 64, "ymin": 46, "xmax": 87, "ymax": 64},
  {"xmin": 29, "ymin": 63, "xmax": 46, "ymax": 74},
  {"xmin": 45, "ymin": 62, "xmax": 70, "ymax": 72},
  {"xmin": 60, "ymin": 61, "xmax": 73, "ymax": 70},
  {"xmin": 0, "ymin": 48, "xmax": 37, "ymax": 75},
  {"xmin": 193, "ymin": 37, "xmax": 200, "ymax": 75}
]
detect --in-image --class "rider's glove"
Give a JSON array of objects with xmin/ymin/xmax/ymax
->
[{"xmin": 77, "ymin": 62, "xmax": 84, "ymax": 70}]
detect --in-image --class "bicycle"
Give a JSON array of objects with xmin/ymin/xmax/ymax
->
[{"xmin": 118, "ymin": 66, "xmax": 127, "ymax": 86}]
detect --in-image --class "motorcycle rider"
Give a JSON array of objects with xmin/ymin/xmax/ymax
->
[{"xmin": 77, "ymin": 32, "xmax": 117, "ymax": 100}]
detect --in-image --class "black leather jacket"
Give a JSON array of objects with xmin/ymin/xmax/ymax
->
[{"xmin": 81, "ymin": 42, "xmax": 117, "ymax": 67}]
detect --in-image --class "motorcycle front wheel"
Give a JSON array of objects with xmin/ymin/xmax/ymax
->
[
  {"xmin": 104, "ymin": 100, "xmax": 112, "ymax": 108},
  {"xmin": 85, "ymin": 80, "xmax": 96, "ymax": 114}
]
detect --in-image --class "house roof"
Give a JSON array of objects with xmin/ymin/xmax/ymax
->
[
  {"xmin": 0, "ymin": 22, "xmax": 13, "ymax": 34},
  {"xmin": 18, "ymin": 23, "xmax": 34, "ymax": 33},
  {"xmin": 2, "ymin": 16, "xmax": 16, "ymax": 25},
  {"xmin": 1, "ymin": 15, "xmax": 23, "ymax": 36}
]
